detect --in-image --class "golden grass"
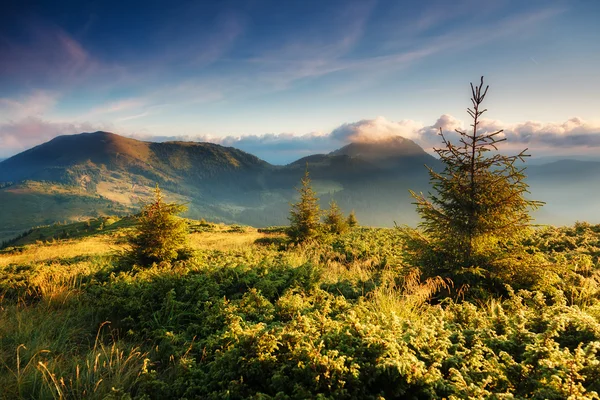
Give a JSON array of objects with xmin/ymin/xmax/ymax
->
[
  {"xmin": 0, "ymin": 228, "xmax": 286, "ymax": 267},
  {"xmin": 189, "ymin": 230, "xmax": 271, "ymax": 251},
  {"xmin": 0, "ymin": 236, "xmax": 122, "ymax": 268}
]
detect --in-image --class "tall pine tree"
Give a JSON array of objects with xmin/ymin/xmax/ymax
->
[
  {"xmin": 288, "ymin": 167, "xmax": 321, "ymax": 243},
  {"xmin": 406, "ymin": 77, "xmax": 543, "ymax": 291}
]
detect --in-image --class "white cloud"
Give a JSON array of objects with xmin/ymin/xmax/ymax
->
[
  {"xmin": 0, "ymin": 117, "xmax": 113, "ymax": 157},
  {"xmin": 0, "ymin": 91, "xmax": 59, "ymax": 120},
  {"xmin": 330, "ymin": 116, "xmax": 424, "ymax": 143},
  {"xmin": 2, "ymin": 113, "xmax": 600, "ymax": 164}
]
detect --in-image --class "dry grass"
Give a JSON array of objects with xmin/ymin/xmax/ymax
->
[
  {"xmin": 1, "ymin": 228, "xmax": 285, "ymax": 266},
  {"xmin": 36, "ymin": 324, "xmax": 147, "ymax": 399},
  {"xmin": 189, "ymin": 230, "xmax": 270, "ymax": 251},
  {"xmin": 366, "ymin": 268, "xmax": 449, "ymax": 319},
  {"xmin": 0, "ymin": 237, "xmax": 121, "ymax": 268}
]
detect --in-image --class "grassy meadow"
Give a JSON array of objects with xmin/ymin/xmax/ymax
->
[{"xmin": 1, "ymin": 218, "xmax": 600, "ymax": 399}]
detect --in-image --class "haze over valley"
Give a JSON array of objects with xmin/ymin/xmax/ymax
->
[{"xmin": 1, "ymin": 130, "xmax": 598, "ymax": 243}]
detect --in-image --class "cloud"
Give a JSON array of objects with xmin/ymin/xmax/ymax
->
[
  {"xmin": 0, "ymin": 91, "xmax": 59, "ymax": 120},
  {"xmin": 479, "ymin": 117, "xmax": 600, "ymax": 149},
  {"xmin": 0, "ymin": 22, "xmax": 124, "ymax": 90},
  {"xmin": 241, "ymin": 4, "xmax": 563, "ymax": 94},
  {"xmin": 2, "ymin": 113, "xmax": 600, "ymax": 164},
  {"xmin": 0, "ymin": 117, "xmax": 113, "ymax": 157},
  {"xmin": 330, "ymin": 116, "xmax": 423, "ymax": 143},
  {"xmin": 88, "ymin": 98, "xmax": 146, "ymax": 116},
  {"xmin": 128, "ymin": 131, "xmax": 336, "ymax": 165}
]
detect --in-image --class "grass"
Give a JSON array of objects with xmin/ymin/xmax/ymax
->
[
  {"xmin": 0, "ymin": 183, "xmax": 133, "ymax": 244},
  {"xmin": 1, "ymin": 220, "xmax": 600, "ymax": 398},
  {"xmin": 0, "ymin": 237, "xmax": 120, "ymax": 268}
]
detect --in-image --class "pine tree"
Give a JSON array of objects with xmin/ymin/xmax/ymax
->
[
  {"xmin": 347, "ymin": 210, "xmax": 358, "ymax": 228},
  {"xmin": 288, "ymin": 167, "xmax": 321, "ymax": 243},
  {"xmin": 406, "ymin": 77, "xmax": 543, "ymax": 289},
  {"xmin": 128, "ymin": 185, "xmax": 189, "ymax": 265},
  {"xmin": 324, "ymin": 200, "xmax": 348, "ymax": 235}
]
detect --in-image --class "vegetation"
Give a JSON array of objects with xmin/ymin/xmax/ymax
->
[
  {"xmin": 323, "ymin": 200, "xmax": 349, "ymax": 235},
  {"xmin": 347, "ymin": 209, "xmax": 358, "ymax": 228},
  {"xmin": 2, "ymin": 219, "xmax": 600, "ymax": 398},
  {"xmin": 405, "ymin": 77, "xmax": 543, "ymax": 294},
  {"xmin": 127, "ymin": 185, "xmax": 189, "ymax": 265},
  {"xmin": 2, "ymin": 80, "xmax": 600, "ymax": 399},
  {"xmin": 288, "ymin": 168, "xmax": 322, "ymax": 243}
]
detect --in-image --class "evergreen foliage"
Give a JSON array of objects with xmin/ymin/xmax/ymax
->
[
  {"xmin": 288, "ymin": 167, "xmax": 321, "ymax": 243},
  {"xmin": 127, "ymin": 185, "xmax": 189, "ymax": 265},
  {"xmin": 323, "ymin": 200, "xmax": 349, "ymax": 235},
  {"xmin": 347, "ymin": 209, "xmax": 358, "ymax": 228},
  {"xmin": 3, "ymin": 221, "xmax": 600, "ymax": 398},
  {"xmin": 406, "ymin": 77, "xmax": 543, "ymax": 290}
]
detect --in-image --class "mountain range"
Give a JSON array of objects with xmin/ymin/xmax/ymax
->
[{"xmin": 0, "ymin": 131, "xmax": 598, "ymax": 242}]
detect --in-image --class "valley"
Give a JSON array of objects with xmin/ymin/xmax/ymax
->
[{"xmin": 2, "ymin": 131, "xmax": 597, "ymax": 244}]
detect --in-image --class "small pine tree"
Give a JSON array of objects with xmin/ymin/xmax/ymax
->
[
  {"xmin": 288, "ymin": 167, "xmax": 321, "ymax": 243},
  {"xmin": 324, "ymin": 200, "xmax": 348, "ymax": 235},
  {"xmin": 128, "ymin": 185, "xmax": 189, "ymax": 265},
  {"xmin": 406, "ymin": 77, "xmax": 543, "ymax": 291},
  {"xmin": 347, "ymin": 210, "xmax": 358, "ymax": 228}
]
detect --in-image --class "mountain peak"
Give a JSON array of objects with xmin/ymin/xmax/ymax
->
[{"xmin": 330, "ymin": 136, "xmax": 428, "ymax": 161}]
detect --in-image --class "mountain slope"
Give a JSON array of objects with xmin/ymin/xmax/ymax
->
[
  {"xmin": 0, "ymin": 131, "xmax": 271, "ymax": 186},
  {"xmin": 4, "ymin": 131, "xmax": 596, "ymax": 242},
  {"xmin": 0, "ymin": 132, "xmax": 277, "ymax": 241},
  {"xmin": 525, "ymin": 160, "xmax": 600, "ymax": 225}
]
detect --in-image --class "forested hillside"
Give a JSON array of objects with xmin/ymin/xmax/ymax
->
[{"xmin": 0, "ymin": 132, "xmax": 437, "ymax": 241}]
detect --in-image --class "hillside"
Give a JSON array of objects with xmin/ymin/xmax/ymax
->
[
  {"xmin": 0, "ymin": 132, "xmax": 440, "ymax": 241},
  {"xmin": 0, "ymin": 132, "xmax": 277, "ymax": 240},
  {"xmin": 2, "ymin": 131, "xmax": 599, "ymax": 243},
  {"xmin": 2, "ymin": 219, "xmax": 600, "ymax": 398}
]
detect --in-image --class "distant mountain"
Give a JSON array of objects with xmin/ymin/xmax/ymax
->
[
  {"xmin": 0, "ymin": 131, "xmax": 270, "ymax": 187},
  {"xmin": 527, "ymin": 155, "xmax": 600, "ymax": 165},
  {"xmin": 330, "ymin": 136, "xmax": 430, "ymax": 163},
  {"xmin": 525, "ymin": 160, "xmax": 600, "ymax": 225},
  {"xmin": 1, "ymin": 131, "xmax": 598, "ymax": 242},
  {"xmin": 0, "ymin": 132, "xmax": 442, "ymax": 240}
]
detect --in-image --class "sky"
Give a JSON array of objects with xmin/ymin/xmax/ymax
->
[{"xmin": 1, "ymin": 0, "xmax": 599, "ymax": 164}]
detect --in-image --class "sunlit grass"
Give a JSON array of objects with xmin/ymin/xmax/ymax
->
[
  {"xmin": 0, "ymin": 236, "xmax": 122, "ymax": 268},
  {"xmin": 2, "ymin": 221, "xmax": 600, "ymax": 398},
  {"xmin": 189, "ymin": 230, "xmax": 267, "ymax": 251}
]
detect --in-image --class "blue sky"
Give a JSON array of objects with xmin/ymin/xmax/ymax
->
[{"xmin": 1, "ymin": 0, "xmax": 599, "ymax": 163}]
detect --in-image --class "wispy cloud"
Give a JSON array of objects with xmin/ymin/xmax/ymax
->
[
  {"xmin": 116, "ymin": 111, "xmax": 151, "ymax": 122},
  {"xmin": 234, "ymin": 4, "xmax": 564, "ymax": 95},
  {"xmin": 0, "ymin": 91, "xmax": 59, "ymax": 120},
  {"xmin": 0, "ymin": 23, "xmax": 111, "ymax": 88},
  {"xmin": 87, "ymin": 98, "xmax": 147, "ymax": 116}
]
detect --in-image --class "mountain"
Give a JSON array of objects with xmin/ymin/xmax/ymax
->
[
  {"xmin": 525, "ymin": 160, "xmax": 600, "ymax": 225},
  {"xmin": 0, "ymin": 132, "xmax": 275, "ymax": 241},
  {"xmin": 0, "ymin": 131, "xmax": 270, "ymax": 187},
  {"xmin": 330, "ymin": 137, "xmax": 431, "ymax": 167},
  {"xmin": 0, "ymin": 132, "xmax": 440, "ymax": 241},
  {"xmin": 2, "ymin": 131, "xmax": 597, "ymax": 242}
]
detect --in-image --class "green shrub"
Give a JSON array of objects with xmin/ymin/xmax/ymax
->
[{"xmin": 127, "ymin": 185, "xmax": 189, "ymax": 265}]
